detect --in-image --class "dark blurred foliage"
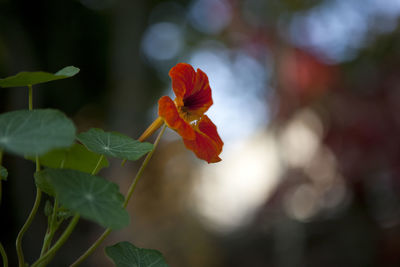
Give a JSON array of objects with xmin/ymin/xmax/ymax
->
[{"xmin": 1, "ymin": 0, "xmax": 400, "ymax": 266}]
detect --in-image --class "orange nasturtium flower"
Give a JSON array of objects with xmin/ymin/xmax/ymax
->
[{"xmin": 139, "ymin": 63, "xmax": 223, "ymax": 163}]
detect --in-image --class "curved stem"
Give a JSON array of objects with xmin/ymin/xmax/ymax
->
[
  {"xmin": 0, "ymin": 149, "xmax": 3, "ymax": 206},
  {"xmin": 16, "ymin": 84, "xmax": 43, "ymax": 266},
  {"xmin": 70, "ymin": 124, "xmax": 166, "ymax": 267},
  {"xmin": 35, "ymin": 151, "xmax": 104, "ymax": 264},
  {"xmin": 40, "ymin": 198, "xmax": 59, "ymax": 256},
  {"xmin": 0, "ymin": 152, "xmax": 4, "ymax": 267},
  {"xmin": 16, "ymin": 154, "xmax": 41, "ymax": 267},
  {"xmin": 91, "ymin": 155, "xmax": 104, "ymax": 175},
  {"xmin": 36, "ymin": 155, "xmax": 40, "ymax": 172},
  {"xmin": 69, "ymin": 228, "xmax": 112, "ymax": 267},
  {"xmin": 15, "ymin": 188, "xmax": 42, "ymax": 267},
  {"xmin": 31, "ymin": 214, "xmax": 80, "ymax": 267},
  {"xmin": 0, "ymin": 242, "xmax": 8, "ymax": 267}
]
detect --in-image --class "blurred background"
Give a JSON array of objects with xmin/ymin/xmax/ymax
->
[{"xmin": 1, "ymin": 0, "xmax": 400, "ymax": 266}]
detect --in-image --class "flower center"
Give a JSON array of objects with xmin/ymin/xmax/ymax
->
[{"xmin": 178, "ymin": 106, "xmax": 200, "ymax": 122}]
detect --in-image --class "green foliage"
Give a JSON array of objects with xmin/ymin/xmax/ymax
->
[
  {"xmin": 0, "ymin": 109, "xmax": 76, "ymax": 156},
  {"xmin": 0, "ymin": 166, "xmax": 7, "ymax": 180},
  {"xmin": 35, "ymin": 169, "xmax": 129, "ymax": 230},
  {"xmin": 78, "ymin": 128, "xmax": 153, "ymax": 161},
  {"xmin": 26, "ymin": 143, "xmax": 109, "ymax": 174},
  {"xmin": 0, "ymin": 66, "xmax": 80, "ymax": 87},
  {"xmin": 0, "ymin": 65, "xmax": 169, "ymax": 266},
  {"xmin": 106, "ymin": 242, "xmax": 170, "ymax": 267}
]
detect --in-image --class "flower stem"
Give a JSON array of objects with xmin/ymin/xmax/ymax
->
[
  {"xmin": 0, "ymin": 242, "xmax": 8, "ymax": 267},
  {"xmin": 28, "ymin": 85, "xmax": 33, "ymax": 110},
  {"xmin": 124, "ymin": 123, "xmax": 166, "ymax": 208},
  {"xmin": 31, "ymin": 214, "xmax": 80, "ymax": 267},
  {"xmin": 70, "ymin": 123, "xmax": 166, "ymax": 267},
  {"xmin": 121, "ymin": 117, "xmax": 164, "ymax": 167}
]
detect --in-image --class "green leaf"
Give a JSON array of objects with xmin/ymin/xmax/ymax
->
[
  {"xmin": 35, "ymin": 168, "xmax": 129, "ymax": 229},
  {"xmin": 106, "ymin": 242, "xmax": 170, "ymax": 267},
  {"xmin": 77, "ymin": 128, "xmax": 153, "ymax": 161},
  {"xmin": 0, "ymin": 109, "xmax": 76, "ymax": 156},
  {"xmin": 0, "ymin": 166, "xmax": 7, "ymax": 181},
  {"xmin": 26, "ymin": 143, "xmax": 109, "ymax": 174},
  {"xmin": 0, "ymin": 66, "xmax": 80, "ymax": 87}
]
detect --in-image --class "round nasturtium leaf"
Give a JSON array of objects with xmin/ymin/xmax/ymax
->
[
  {"xmin": 26, "ymin": 143, "xmax": 109, "ymax": 174},
  {"xmin": 0, "ymin": 166, "xmax": 8, "ymax": 181},
  {"xmin": 106, "ymin": 242, "xmax": 170, "ymax": 267},
  {"xmin": 35, "ymin": 168, "xmax": 129, "ymax": 230},
  {"xmin": 0, "ymin": 66, "xmax": 80, "ymax": 88},
  {"xmin": 0, "ymin": 109, "xmax": 76, "ymax": 156},
  {"xmin": 77, "ymin": 128, "xmax": 153, "ymax": 161}
]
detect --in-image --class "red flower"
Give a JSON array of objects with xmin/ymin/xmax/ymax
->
[
  {"xmin": 159, "ymin": 63, "xmax": 223, "ymax": 163},
  {"xmin": 139, "ymin": 63, "xmax": 223, "ymax": 163}
]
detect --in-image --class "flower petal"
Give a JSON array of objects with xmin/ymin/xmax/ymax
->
[
  {"xmin": 183, "ymin": 68, "xmax": 213, "ymax": 116},
  {"xmin": 183, "ymin": 115, "xmax": 223, "ymax": 163},
  {"xmin": 158, "ymin": 96, "xmax": 195, "ymax": 140},
  {"xmin": 169, "ymin": 63, "xmax": 196, "ymax": 106},
  {"xmin": 169, "ymin": 63, "xmax": 213, "ymax": 116}
]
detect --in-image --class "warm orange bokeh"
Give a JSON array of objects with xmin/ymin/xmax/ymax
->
[{"xmin": 158, "ymin": 63, "xmax": 223, "ymax": 163}]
